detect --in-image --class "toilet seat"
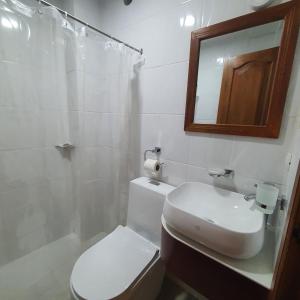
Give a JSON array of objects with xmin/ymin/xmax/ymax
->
[{"xmin": 70, "ymin": 226, "xmax": 159, "ymax": 300}]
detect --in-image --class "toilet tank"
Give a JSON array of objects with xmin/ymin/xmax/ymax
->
[{"xmin": 127, "ymin": 177, "xmax": 175, "ymax": 247}]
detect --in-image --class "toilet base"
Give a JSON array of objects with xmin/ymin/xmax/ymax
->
[{"xmin": 70, "ymin": 256, "xmax": 165, "ymax": 300}]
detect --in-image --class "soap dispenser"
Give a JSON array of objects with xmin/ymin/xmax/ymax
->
[{"xmin": 255, "ymin": 183, "xmax": 279, "ymax": 214}]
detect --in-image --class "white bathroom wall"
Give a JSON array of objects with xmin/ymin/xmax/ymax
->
[
  {"xmin": 94, "ymin": 0, "xmax": 300, "ymax": 265},
  {"xmin": 1, "ymin": 0, "xmax": 297, "ymax": 267},
  {"xmin": 46, "ymin": 0, "xmax": 105, "ymax": 29},
  {"xmin": 0, "ymin": 2, "xmax": 79, "ymax": 266},
  {"xmin": 0, "ymin": 0, "xmax": 117, "ymax": 266},
  {"xmin": 43, "ymin": 0, "xmax": 103, "ymax": 27},
  {"xmin": 72, "ymin": 0, "xmax": 104, "ymax": 29},
  {"xmin": 47, "ymin": 0, "xmax": 73, "ymax": 12},
  {"xmin": 96, "ymin": 0, "xmax": 298, "ymax": 193},
  {"xmin": 0, "ymin": 0, "xmax": 136, "ymax": 267}
]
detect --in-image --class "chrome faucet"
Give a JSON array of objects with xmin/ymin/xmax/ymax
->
[
  {"xmin": 208, "ymin": 169, "xmax": 234, "ymax": 179},
  {"xmin": 244, "ymin": 194, "xmax": 256, "ymax": 201}
]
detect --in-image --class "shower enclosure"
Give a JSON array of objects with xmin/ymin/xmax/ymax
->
[{"xmin": 0, "ymin": 0, "xmax": 139, "ymax": 298}]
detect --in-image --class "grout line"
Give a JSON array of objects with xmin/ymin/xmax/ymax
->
[{"xmin": 142, "ymin": 59, "xmax": 189, "ymax": 71}]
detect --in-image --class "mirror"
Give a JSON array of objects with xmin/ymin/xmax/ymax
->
[
  {"xmin": 185, "ymin": 2, "xmax": 299, "ymax": 138},
  {"xmin": 195, "ymin": 21, "xmax": 283, "ymax": 125}
]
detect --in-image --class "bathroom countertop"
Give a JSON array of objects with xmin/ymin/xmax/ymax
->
[{"xmin": 161, "ymin": 216, "xmax": 274, "ymax": 289}]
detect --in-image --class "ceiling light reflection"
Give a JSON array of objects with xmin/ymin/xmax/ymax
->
[
  {"xmin": 217, "ymin": 57, "xmax": 225, "ymax": 65},
  {"xmin": 180, "ymin": 14, "xmax": 195, "ymax": 27}
]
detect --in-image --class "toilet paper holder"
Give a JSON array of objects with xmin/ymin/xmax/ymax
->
[{"xmin": 144, "ymin": 147, "xmax": 161, "ymax": 161}]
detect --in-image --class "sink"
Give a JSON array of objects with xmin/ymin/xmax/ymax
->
[{"xmin": 163, "ymin": 182, "xmax": 264, "ymax": 259}]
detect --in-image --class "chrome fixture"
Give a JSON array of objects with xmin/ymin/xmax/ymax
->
[
  {"xmin": 124, "ymin": 0, "xmax": 133, "ymax": 5},
  {"xmin": 244, "ymin": 194, "xmax": 256, "ymax": 201},
  {"xmin": 144, "ymin": 147, "xmax": 161, "ymax": 161},
  {"xmin": 208, "ymin": 169, "xmax": 234, "ymax": 179},
  {"xmin": 55, "ymin": 143, "xmax": 74, "ymax": 151},
  {"xmin": 34, "ymin": 0, "xmax": 143, "ymax": 55},
  {"xmin": 279, "ymin": 196, "xmax": 286, "ymax": 211}
]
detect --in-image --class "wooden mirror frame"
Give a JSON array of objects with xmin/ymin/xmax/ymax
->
[{"xmin": 184, "ymin": 1, "xmax": 300, "ymax": 138}]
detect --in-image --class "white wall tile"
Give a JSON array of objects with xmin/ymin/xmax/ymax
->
[
  {"xmin": 188, "ymin": 134, "xmax": 234, "ymax": 169},
  {"xmin": 161, "ymin": 160, "xmax": 188, "ymax": 187},
  {"xmin": 81, "ymin": 146, "xmax": 112, "ymax": 181},
  {"xmin": 140, "ymin": 62, "xmax": 188, "ymax": 114},
  {"xmin": 79, "ymin": 178, "xmax": 115, "ymax": 240},
  {"xmin": 96, "ymin": 1, "xmax": 300, "ymax": 269},
  {"xmin": 158, "ymin": 115, "xmax": 189, "ymax": 163},
  {"xmin": 132, "ymin": 113, "xmax": 161, "ymax": 153},
  {"xmin": 0, "ymin": 0, "xmax": 298, "ymax": 270},
  {"xmin": 187, "ymin": 164, "xmax": 278, "ymax": 194},
  {"xmin": 230, "ymin": 117, "xmax": 295, "ymax": 184}
]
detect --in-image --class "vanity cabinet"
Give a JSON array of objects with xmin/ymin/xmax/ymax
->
[{"xmin": 161, "ymin": 227, "xmax": 269, "ymax": 300}]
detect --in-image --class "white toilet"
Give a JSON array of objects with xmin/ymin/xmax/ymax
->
[{"xmin": 70, "ymin": 177, "xmax": 175, "ymax": 300}]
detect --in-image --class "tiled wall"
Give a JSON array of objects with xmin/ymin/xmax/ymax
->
[
  {"xmin": 0, "ymin": 0, "xmax": 133, "ymax": 267},
  {"xmin": 1, "ymin": 0, "xmax": 298, "ymax": 268},
  {"xmin": 96, "ymin": 0, "xmax": 299, "ymax": 193},
  {"xmin": 95, "ymin": 0, "xmax": 300, "ymax": 263},
  {"xmin": 0, "ymin": 3, "xmax": 77, "ymax": 266}
]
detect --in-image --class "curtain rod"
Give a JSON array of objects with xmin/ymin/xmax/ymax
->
[{"xmin": 35, "ymin": 0, "xmax": 143, "ymax": 55}]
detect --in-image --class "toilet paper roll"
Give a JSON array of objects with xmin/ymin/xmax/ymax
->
[{"xmin": 144, "ymin": 159, "xmax": 161, "ymax": 177}]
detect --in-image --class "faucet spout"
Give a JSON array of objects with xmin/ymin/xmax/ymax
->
[{"xmin": 244, "ymin": 194, "xmax": 256, "ymax": 201}]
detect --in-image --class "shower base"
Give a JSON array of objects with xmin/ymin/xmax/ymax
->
[{"xmin": 0, "ymin": 233, "xmax": 93, "ymax": 300}]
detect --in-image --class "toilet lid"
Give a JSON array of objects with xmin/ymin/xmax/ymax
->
[{"xmin": 71, "ymin": 226, "xmax": 159, "ymax": 300}]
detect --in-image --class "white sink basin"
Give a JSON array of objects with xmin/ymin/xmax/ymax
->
[{"xmin": 163, "ymin": 182, "xmax": 264, "ymax": 259}]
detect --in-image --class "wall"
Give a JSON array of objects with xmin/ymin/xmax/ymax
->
[
  {"xmin": 72, "ymin": 0, "xmax": 104, "ymax": 29},
  {"xmin": 0, "ymin": 0, "xmax": 117, "ymax": 266},
  {"xmin": 96, "ymin": 0, "xmax": 300, "ymax": 264},
  {"xmin": 43, "ymin": 0, "xmax": 298, "ymax": 196},
  {"xmin": 46, "ymin": 0, "xmax": 74, "ymax": 13},
  {"xmin": 0, "ymin": 1, "xmax": 78, "ymax": 266},
  {"xmin": 96, "ymin": 0, "xmax": 298, "ymax": 192},
  {"xmin": 1, "ymin": 0, "xmax": 297, "ymax": 268},
  {"xmin": 47, "ymin": 0, "xmax": 105, "ymax": 29}
]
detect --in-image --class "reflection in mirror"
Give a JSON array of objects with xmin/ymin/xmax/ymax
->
[{"xmin": 194, "ymin": 20, "xmax": 283, "ymax": 125}]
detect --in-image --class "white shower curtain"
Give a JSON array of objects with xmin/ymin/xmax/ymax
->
[
  {"xmin": 0, "ymin": 0, "xmax": 138, "ymax": 265},
  {"xmin": 74, "ymin": 28, "xmax": 138, "ymax": 243},
  {"xmin": 0, "ymin": 0, "xmax": 79, "ymax": 265}
]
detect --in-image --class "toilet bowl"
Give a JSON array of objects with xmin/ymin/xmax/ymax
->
[{"xmin": 70, "ymin": 177, "xmax": 175, "ymax": 300}]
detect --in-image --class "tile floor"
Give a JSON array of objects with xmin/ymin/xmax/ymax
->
[
  {"xmin": 158, "ymin": 276, "xmax": 208, "ymax": 300},
  {"xmin": 0, "ymin": 233, "xmax": 206, "ymax": 300},
  {"xmin": 0, "ymin": 234, "xmax": 81, "ymax": 300}
]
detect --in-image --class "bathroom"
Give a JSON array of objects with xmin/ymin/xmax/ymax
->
[{"xmin": 0, "ymin": 0, "xmax": 300, "ymax": 299}]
